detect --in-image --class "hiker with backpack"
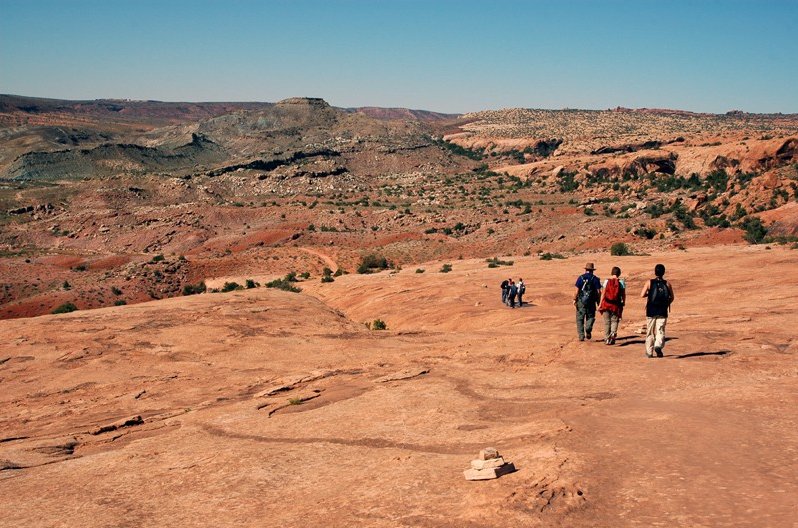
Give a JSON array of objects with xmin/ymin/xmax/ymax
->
[
  {"xmin": 507, "ymin": 279, "xmax": 518, "ymax": 308},
  {"xmin": 517, "ymin": 278, "xmax": 526, "ymax": 307},
  {"xmin": 500, "ymin": 278, "xmax": 510, "ymax": 305},
  {"xmin": 573, "ymin": 263, "xmax": 602, "ymax": 341},
  {"xmin": 598, "ymin": 266, "xmax": 626, "ymax": 345},
  {"xmin": 640, "ymin": 263, "xmax": 675, "ymax": 358}
]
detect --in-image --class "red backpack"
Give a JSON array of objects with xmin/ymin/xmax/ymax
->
[{"xmin": 603, "ymin": 278, "xmax": 622, "ymax": 304}]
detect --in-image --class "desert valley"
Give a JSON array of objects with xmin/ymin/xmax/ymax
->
[{"xmin": 1, "ymin": 94, "xmax": 797, "ymax": 526}]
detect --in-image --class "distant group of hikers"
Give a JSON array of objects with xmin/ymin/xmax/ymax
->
[
  {"xmin": 500, "ymin": 262, "xmax": 675, "ymax": 358},
  {"xmin": 499, "ymin": 278, "xmax": 525, "ymax": 308}
]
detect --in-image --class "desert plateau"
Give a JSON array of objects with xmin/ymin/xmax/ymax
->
[{"xmin": 0, "ymin": 91, "xmax": 797, "ymax": 527}]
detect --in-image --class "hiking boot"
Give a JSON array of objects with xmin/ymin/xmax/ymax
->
[
  {"xmin": 645, "ymin": 352, "xmax": 654, "ymax": 358},
  {"xmin": 585, "ymin": 332, "xmax": 592, "ymax": 340},
  {"xmin": 578, "ymin": 336, "xmax": 585, "ymax": 342},
  {"xmin": 654, "ymin": 346, "xmax": 663, "ymax": 358}
]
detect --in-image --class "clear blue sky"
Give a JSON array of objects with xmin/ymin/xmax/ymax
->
[{"xmin": 1, "ymin": 0, "xmax": 796, "ymax": 113}]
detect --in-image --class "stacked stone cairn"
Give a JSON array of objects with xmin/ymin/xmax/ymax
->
[{"xmin": 463, "ymin": 447, "xmax": 516, "ymax": 480}]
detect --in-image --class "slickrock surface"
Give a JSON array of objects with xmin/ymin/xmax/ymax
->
[{"xmin": 1, "ymin": 245, "xmax": 796, "ymax": 527}]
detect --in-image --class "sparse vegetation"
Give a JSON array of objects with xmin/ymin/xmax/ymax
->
[
  {"xmin": 369, "ymin": 319, "xmax": 387, "ymax": 330},
  {"xmin": 486, "ymin": 257, "xmax": 514, "ymax": 268},
  {"xmin": 439, "ymin": 263, "xmax": 453, "ymax": 273},
  {"xmin": 740, "ymin": 216, "xmax": 768, "ymax": 244},
  {"xmin": 610, "ymin": 242, "xmax": 633, "ymax": 256},
  {"xmin": 540, "ymin": 252, "xmax": 566, "ymax": 260},
  {"xmin": 266, "ymin": 275, "xmax": 302, "ymax": 293},
  {"xmin": 182, "ymin": 282, "xmax": 207, "ymax": 296},
  {"xmin": 221, "ymin": 281, "xmax": 242, "ymax": 292},
  {"xmin": 357, "ymin": 254, "xmax": 392, "ymax": 274},
  {"xmin": 52, "ymin": 302, "xmax": 78, "ymax": 314}
]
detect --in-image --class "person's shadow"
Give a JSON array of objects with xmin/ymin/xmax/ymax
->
[
  {"xmin": 670, "ymin": 350, "xmax": 731, "ymax": 359},
  {"xmin": 616, "ymin": 336, "xmax": 678, "ymax": 347}
]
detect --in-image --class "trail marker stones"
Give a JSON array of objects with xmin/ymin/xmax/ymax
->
[{"xmin": 464, "ymin": 447, "xmax": 516, "ymax": 480}]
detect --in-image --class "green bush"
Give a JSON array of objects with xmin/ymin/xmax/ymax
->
[
  {"xmin": 114, "ymin": 300, "xmax": 127, "ymax": 306},
  {"xmin": 221, "ymin": 282, "xmax": 242, "ymax": 292},
  {"xmin": 321, "ymin": 275, "xmax": 334, "ymax": 283},
  {"xmin": 151, "ymin": 254, "xmax": 165, "ymax": 263},
  {"xmin": 52, "ymin": 302, "xmax": 78, "ymax": 314},
  {"xmin": 610, "ymin": 242, "xmax": 632, "ymax": 256},
  {"xmin": 266, "ymin": 276, "xmax": 302, "ymax": 293},
  {"xmin": 415, "ymin": 268, "xmax": 425, "ymax": 273},
  {"xmin": 111, "ymin": 286, "xmax": 123, "ymax": 296},
  {"xmin": 439, "ymin": 263, "xmax": 453, "ymax": 273},
  {"xmin": 486, "ymin": 257, "xmax": 514, "ymax": 268},
  {"xmin": 634, "ymin": 226, "xmax": 657, "ymax": 239},
  {"xmin": 62, "ymin": 280, "xmax": 71, "ymax": 290},
  {"xmin": 182, "ymin": 282, "xmax": 207, "ymax": 296},
  {"xmin": 740, "ymin": 216, "xmax": 768, "ymax": 244},
  {"xmin": 357, "ymin": 254, "xmax": 391, "ymax": 274},
  {"xmin": 539, "ymin": 252, "xmax": 566, "ymax": 260},
  {"xmin": 245, "ymin": 279, "xmax": 258, "ymax": 289},
  {"xmin": 370, "ymin": 319, "xmax": 387, "ymax": 330}
]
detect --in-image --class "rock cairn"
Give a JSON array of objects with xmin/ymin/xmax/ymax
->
[{"xmin": 463, "ymin": 447, "xmax": 516, "ymax": 480}]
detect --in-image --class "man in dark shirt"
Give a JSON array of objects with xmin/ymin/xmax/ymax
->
[
  {"xmin": 640, "ymin": 263, "xmax": 675, "ymax": 358},
  {"xmin": 574, "ymin": 263, "xmax": 602, "ymax": 341}
]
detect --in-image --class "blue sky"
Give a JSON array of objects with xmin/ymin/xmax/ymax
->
[{"xmin": 1, "ymin": 0, "xmax": 796, "ymax": 113}]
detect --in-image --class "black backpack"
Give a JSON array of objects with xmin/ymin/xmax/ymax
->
[
  {"xmin": 648, "ymin": 278, "xmax": 670, "ymax": 308},
  {"xmin": 580, "ymin": 274, "xmax": 596, "ymax": 304}
]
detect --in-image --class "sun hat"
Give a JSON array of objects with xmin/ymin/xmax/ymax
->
[{"xmin": 584, "ymin": 262, "xmax": 595, "ymax": 271}]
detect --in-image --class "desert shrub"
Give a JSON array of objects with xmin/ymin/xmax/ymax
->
[
  {"xmin": 610, "ymin": 242, "xmax": 633, "ymax": 256},
  {"xmin": 266, "ymin": 276, "xmax": 302, "ymax": 293},
  {"xmin": 644, "ymin": 202, "xmax": 665, "ymax": 218},
  {"xmin": 333, "ymin": 268, "xmax": 345, "ymax": 277},
  {"xmin": 151, "ymin": 254, "xmax": 165, "ymax": 263},
  {"xmin": 62, "ymin": 280, "xmax": 71, "ymax": 290},
  {"xmin": 111, "ymin": 286, "xmax": 123, "ymax": 296},
  {"xmin": 729, "ymin": 203, "xmax": 747, "ymax": 221},
  {"xmin": 370, "ymin": 319, "xmax": 387, "ymax": 331},
  {"xmin": 221, "ymin": 282, "xmax": 242, "ymax": 292},
  {"xmin": 245, "ymin": 279, "xmax": 258, "ymax": 289},
  {"xmin": 740, "ymin": 216, "xmax": 768, "ymax": 244},
  {"xmin": 299, "ymin": 272, "xmax": 310, "ymax": 280},
  {"xmin": 182, "ymin": 282, "xmax": 206, "ymax": 296},
  {"xmin": 634, "ymin": 226, "xmax": 657, "ymax": 239},
  {"xmin": 307, "ymin": 224, "xmax": 316, "ymax": 231},
  {"xmin": 671, "ymin": 200, "xmax": 697, "ymax": 229},
  {"xmin": 486, "ymin": 257, "xmax": 514, "ymax": 268},
  {"xmin": 73, "ymin": 264, "xmax": 87, "ymax": 272},
  {"xmin": 114, "ymin": 300, "xmax": 127, "ymax": 306},
  {"xmin": 434, "ymin": 139, "xmax": 484, "ymax": 160},
  {"xmin": 584, "ymin": 207, "xmax": 596, "ymax": 216},
  {"xmin": 439, "ymin": 263, "xmax": 453, "ymax": 273},
  {"xmin": 357, "ymin": 254, "xmax": 391, "ymax": 274},
  {"xmin": 557, "ymin": 171, "xmax": 579, "ymax": 192},
  {"xmin": 705, "ymin": 169, "xmax": 729, "ymax": 192},
  {"xmin": 52, "ymin": 302, "xmax": 77, "ymax": 314},
  {"xmin": 321, "ymin": 275, "xmax": 334, "ymax": 283},
  {"xmin": 539, "ymin": 252, "xmax": 565, "ymax": 260},
  {"xmin": 415, "ymin": 268, "xmax": 425, "ymax": 273}
]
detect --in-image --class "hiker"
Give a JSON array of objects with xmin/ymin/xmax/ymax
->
[
  {"xmin": 640, "ymin": 263, "xmax": 675, "ymax": 358},
  {"xmin": 574, "ymin": 262, "xmax": 602, "ymax": 341},
  {"xmin": 500, "ymin": 278, "xmax": 510, "ymax": 304},
  {"xmin": 598, "ymin": 266, "xmax": 626, "ymax": 345},
  {"xmin": 517, "ymin": 278, "xmax": 526, "ymax": 307},
  {"xmin": 507, "ymin": 279, "xmax": 518, "ymax": 308}
]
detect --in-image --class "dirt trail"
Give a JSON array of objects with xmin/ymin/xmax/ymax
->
[
  {"xmin": 0, "ymin": 245, "xmax": 796, "ymax": 527},
  {"xmin": 298, "ymin": 246, "xmax": 338, "ymax": 271}
]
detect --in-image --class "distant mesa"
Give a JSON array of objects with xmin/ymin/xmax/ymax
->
[{"xmin": 276, "ymin": 97, "xmax": 329, "ymax": 107}]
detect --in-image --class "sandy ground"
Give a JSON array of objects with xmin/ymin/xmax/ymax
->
[{"xmin": 1, "ymin": 245, "xmax": 796, "ymax": 527}]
